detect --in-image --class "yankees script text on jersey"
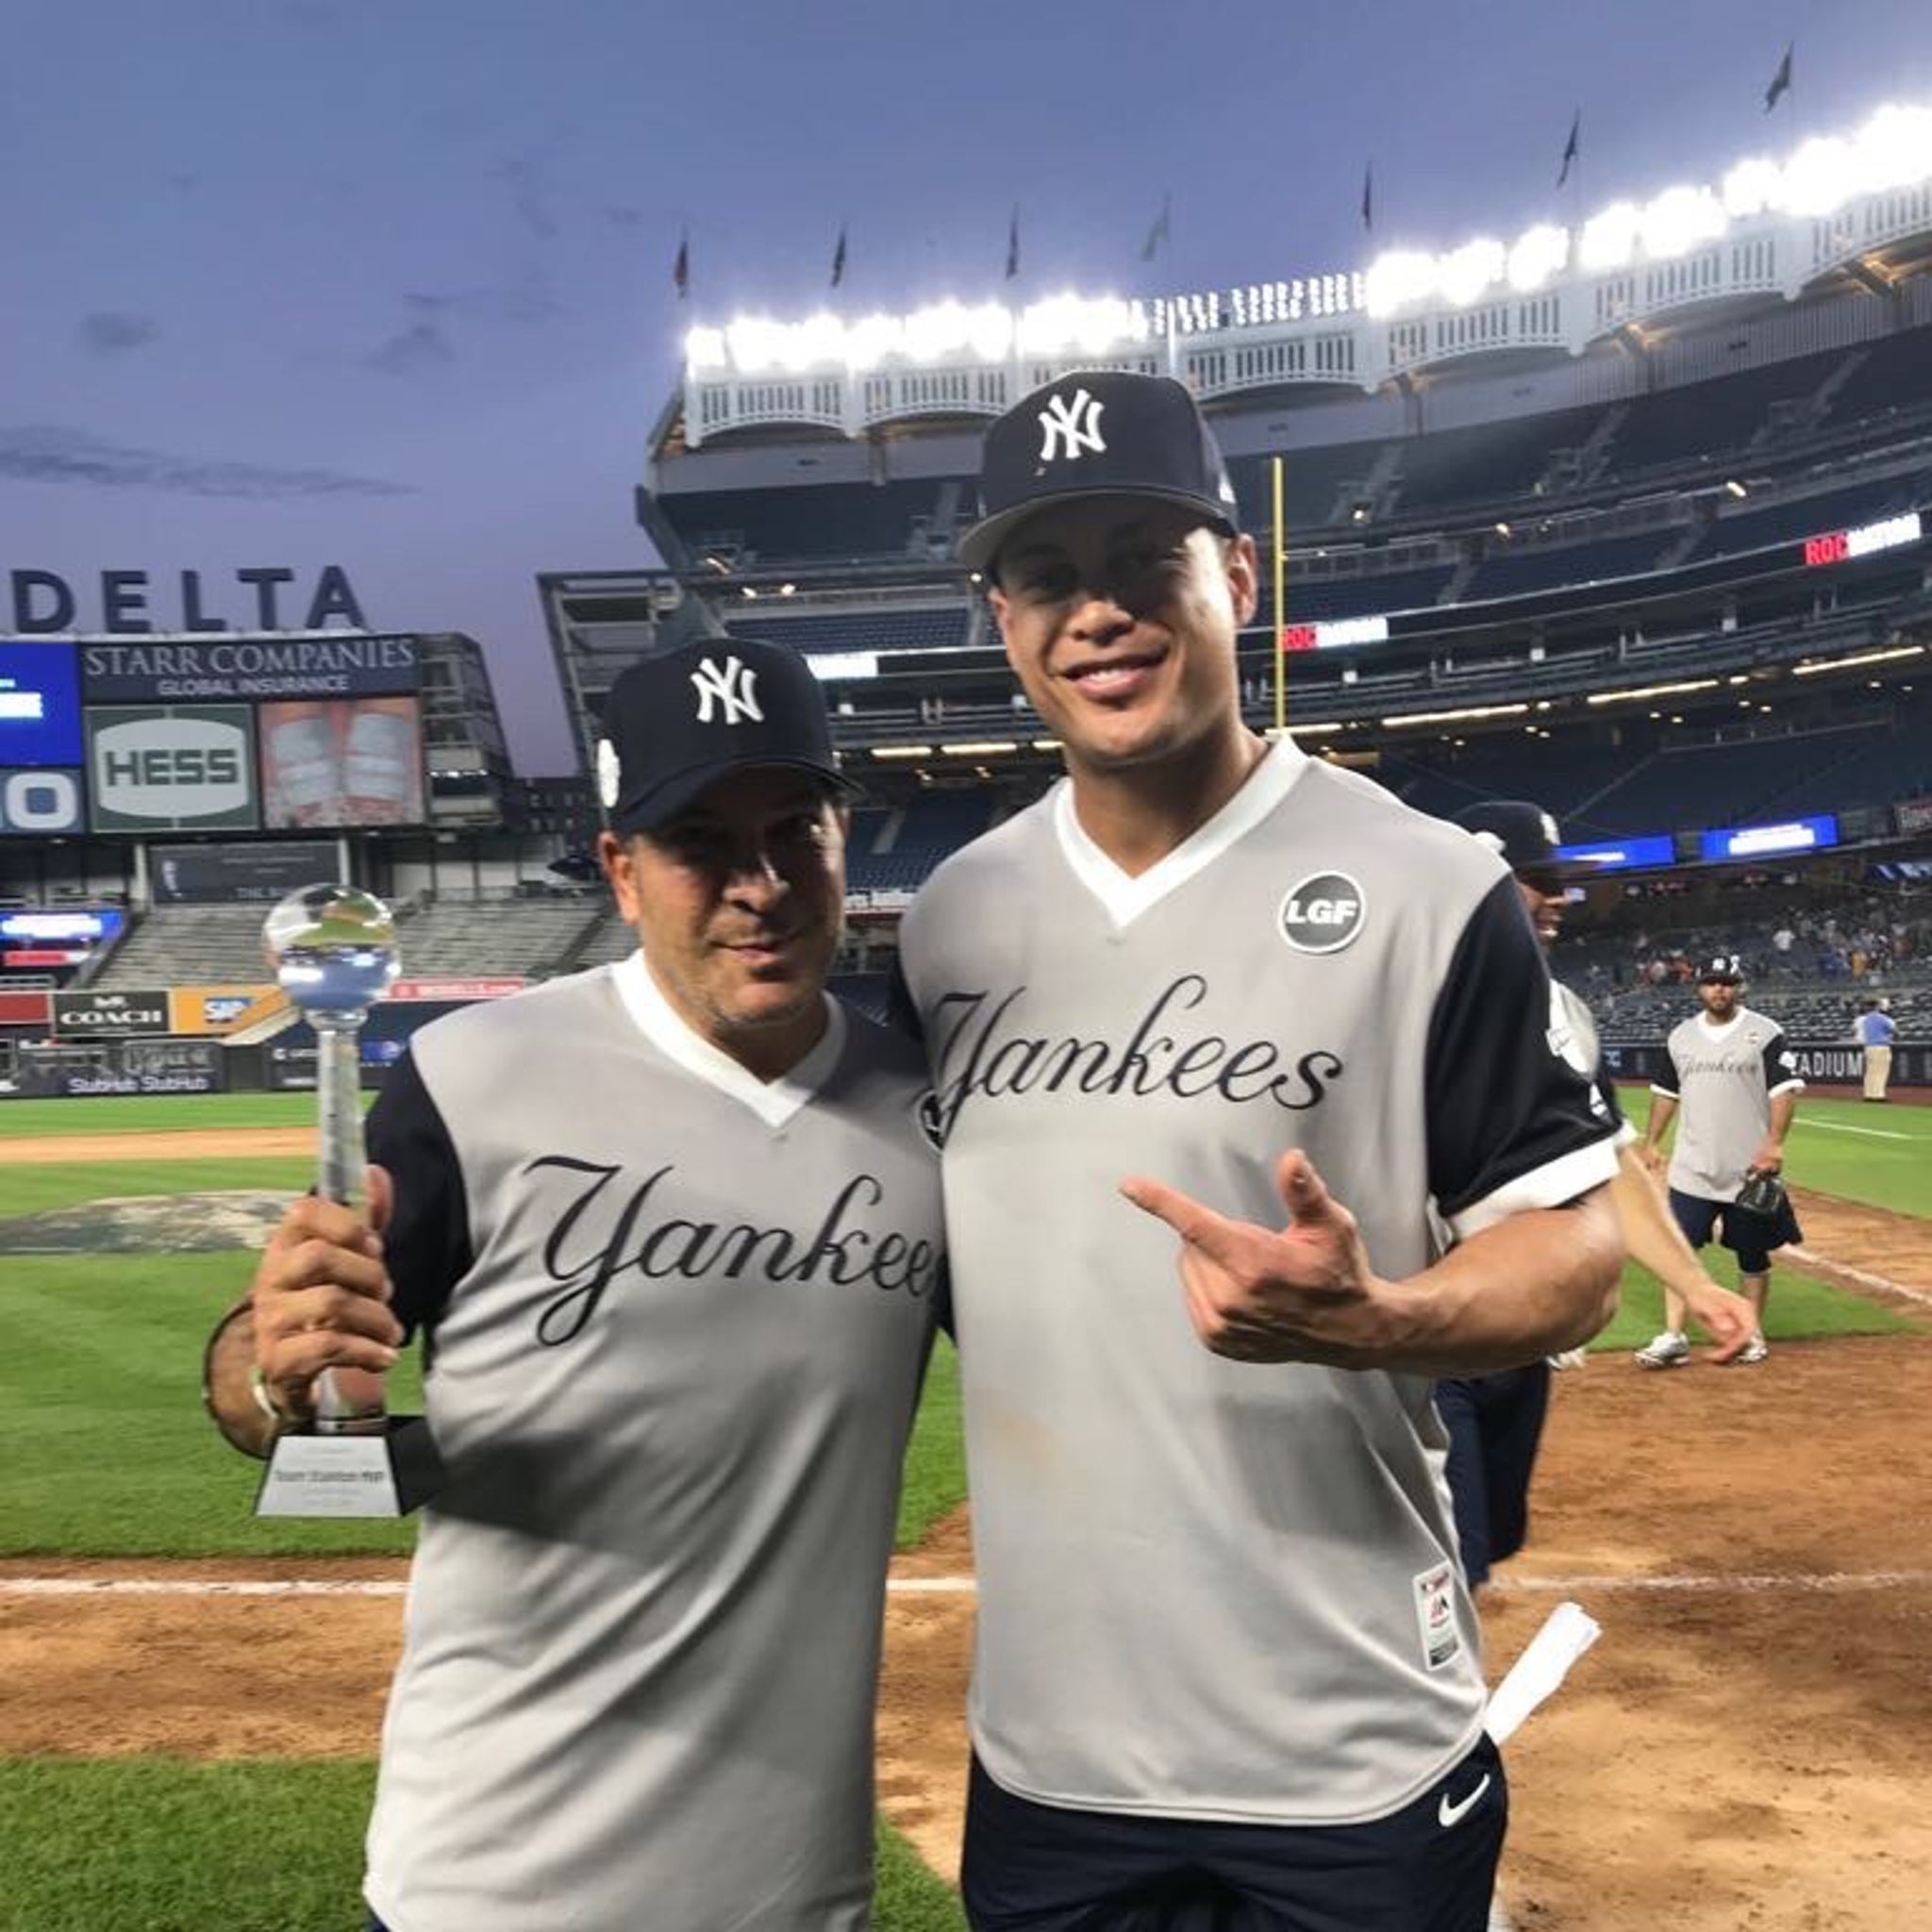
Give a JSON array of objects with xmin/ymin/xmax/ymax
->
[
  {"xmin": 358, "ymin": 958, "xmax": 941, "ymax": 1932},
  {"xmin": 897, "ymin": 740, "xmax": 1619, "ymax": 1826}
]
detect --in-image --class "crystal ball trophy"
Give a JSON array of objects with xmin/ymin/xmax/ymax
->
[{"xmin": 254, "ymin": 884, "xmax": 441, "ymax": 1517}]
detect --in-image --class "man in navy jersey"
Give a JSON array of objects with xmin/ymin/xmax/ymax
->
[
  {"xmin": 1438, "ymin": 801, "xmax": 1755, "ymax": 1594},
  {"xmin": 897, "ymin": 372, "xmax": 1624, "ymax": 1932},
  {"xmin": 203, "ymin": 638, "xmax": 943, "ymax": 1932}
]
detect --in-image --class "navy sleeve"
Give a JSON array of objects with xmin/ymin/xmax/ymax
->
[
  {"xmin": 1424, "ymin": 874, "xmax": 1617, "ymax": 1224},
  {"xmin": 365, "ymin": 1050, "xmax": 472, "ymax": 1343},
  {"xmin": 1653, "ymin": 1035, "xmax": 1684, "ymax": 1100},
  {"xmin": 1761, "ymin": 1026, "xmax": 1804, "ymax": 1095}
]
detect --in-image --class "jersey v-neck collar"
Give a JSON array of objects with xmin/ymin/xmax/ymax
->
[
  {"xmin": 609, "ymin": 951, "xmax": 844, "ymax": 1128},
  {"xmin": 1694, "ymin": 1010, "xmax": 1747, "ymax": 1041},
  {"xmin": 1051, "ymin": 735, "xmax": 1310, "ymax": 927}
]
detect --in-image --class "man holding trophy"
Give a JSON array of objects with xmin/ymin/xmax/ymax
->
[{"xmin": 201, "ymin": 637, "xmax": 945, "ymax": 1932}]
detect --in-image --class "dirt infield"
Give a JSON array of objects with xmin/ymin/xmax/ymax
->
[
  {"xmin": 3, "ymin": 1328, "xmax": 1928, "ymax": 1928},
  {"xmin": 0, "ymin": 1127, "xmax": 317, "ymax": 1165},
  {"xmin": 5, "ymin": 1120, "xmax": 1930, "ymax": 1926}
]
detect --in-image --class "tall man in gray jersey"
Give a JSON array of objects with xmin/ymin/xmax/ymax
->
[
  {"xmin": 1637, "ymin": 957, "xmax": 1802, "ymax": 1369},
  {"xmin": 896, "ymin": 371, "xmax": 1624, "ymax": 1932},
  {"xmin": 204, "ymin": 638, "xmax": 943, "ymax": 1932}
]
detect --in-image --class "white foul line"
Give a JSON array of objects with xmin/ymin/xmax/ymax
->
[
  {"xmin": 1, "ymin": 1570, "xmax": 1927, "ymax": 1602},
  {"xmin": 1783, "ymin": 1243, "xmax": 1932, "ymax": 1307},
  {"xmin": 1492, "ymin": 1569, "xmax": 1932, "ymax": 1595},
  {"xmin": 0, "ymin": 1575, "xmax": 970, "ymax": 1601},
  {"xmin": 1793, "ymin": 1119, "xmax": 1914, "ymax": 1141}
]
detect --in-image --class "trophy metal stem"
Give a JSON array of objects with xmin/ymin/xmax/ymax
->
[
  {"xmin": 314, "ymin": 1014, "xmax": 367, "ymax": 1215},
  {"xmin": 256, "ymin": 883, "xmax": 442, "ymax": 1513}
]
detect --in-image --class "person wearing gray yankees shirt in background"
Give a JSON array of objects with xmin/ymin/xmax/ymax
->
[
  {"xmin": 203, "ymin": 637, "xmax": 943, "ymax": 1932},
  {"xmin": 894, "ymin": 370, "xmax": 1624, "ymax": 1932},
  {"xmin": 1637, "ymin": 956, "xmax": 1802, "ymax": 1370}
]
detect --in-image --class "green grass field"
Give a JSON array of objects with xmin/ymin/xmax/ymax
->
[
  {"xmin": 1, "ymin": 1086, "xmax": 1924, "ymax": 1930},
  {"xmin": 1619, "ymin": 1084, "xmax": 1932, "ymax": 1220}
]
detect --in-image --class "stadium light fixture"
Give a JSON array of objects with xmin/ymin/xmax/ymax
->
[
  {"xmin": 1724, "ymin": 479, "xmax": 1749, "ymax": 499},
  {"xmin": 940, "ymin": 740, "xmax": 1019, "ymax": 755},
  {"xmin": 1506, "ymin": 225, "xmax": 1569, "ymax": 293},
  {"xmin": 1791, "ymin": 643, "xmax": 1925, "ymax": 675},
  {"xmin": 1578, "ymin": 201, "xmax": 1641, "ymax": 274},
  {"xmin": 1585, "ymin": 678, "xmax": 1721, "ymax": 705},
  {"xmin": 1017, "ymin": 294, "xmax": 1146, "ymax": 356},
  {"xmin": 683, "ymin": 97, "xmax": 1932, "ymax": 367},
  {"xmin": 685, "ymin": 325, "xmax": 728, "ymax": 372},
  {"xmin": 1639, "ymin": 185, "xmax": 1726, "ymax": 260},
  {"xmin": 871, "ymin": 744, "xmax": 934, "ymax": 758},
  {"xmin": 1380, "ymin": 702, "xmax": 1530, "ymax": 726}
]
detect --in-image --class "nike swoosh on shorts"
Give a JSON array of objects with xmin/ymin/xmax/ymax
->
[{"xmin": 1438, "ymin": 1772, "xmax": 1492, "ymax": 1828}]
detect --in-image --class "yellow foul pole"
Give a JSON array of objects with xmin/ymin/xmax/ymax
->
[{"xmin": 1272, "ymin": 456, "xmax": 1287, "ymax": 735}]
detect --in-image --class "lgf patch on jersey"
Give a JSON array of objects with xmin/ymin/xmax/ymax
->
[
  {"xmin": 1413, "ymin": 1561, "xmax": 1462, "ymax": 1671},
  {"xmin": 1278, "ymin": 872, "xmax": 1365, "ymax": 955}
]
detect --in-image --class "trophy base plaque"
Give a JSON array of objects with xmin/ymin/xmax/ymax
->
[{"xmin": 255, "ymin": 1416, "xmax": 444, "ymax": 1519}]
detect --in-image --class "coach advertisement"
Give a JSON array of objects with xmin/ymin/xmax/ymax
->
[
  {"xmin": 258, "ymin": 696, "xmax": 425, "ymax": 828},
  {"xmin": 5, "ymin": 1036, "xmax": 226, "ymax": 1098},
  {"xmin": 85, "ymin": 706, "xmax": 259, "ymax": 833},
  {"xmin": 53, "ymin": 988, "xmax": 171, "ymax": 1037},
  {"xmin": 152, "ymin": 840, "xmax": 339, "ymax": 905}
]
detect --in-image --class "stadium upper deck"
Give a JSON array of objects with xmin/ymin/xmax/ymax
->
[{"xmin": 532, "ymin": 102, "xmax": 1932, "ymax": 875}]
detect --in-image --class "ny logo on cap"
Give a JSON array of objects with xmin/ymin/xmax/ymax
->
[
  {"xmin": 690, "ymin": 655, "xmax": 763, "ymax": 726},
  {"xmin": 1038, "ymin": 388, "xmax": 1106, "ymax": 463}
]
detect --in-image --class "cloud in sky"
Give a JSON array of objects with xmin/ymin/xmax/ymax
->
[
  {"xmin": 78, "ymin": 312, "xmax": 160, "ymax": 355},
  {"xmin": 0, "ymin": 425, "xmax": 412, "ymax": 499},
  {"xmin": 365, "ymin": 319, "xmax": 457, "ymax": 375}
]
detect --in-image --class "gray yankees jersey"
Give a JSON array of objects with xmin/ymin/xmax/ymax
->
[
  {"xmin": 359, "ymin": 958, "xmax": 941, "ymax": 1932},
  {"xmin": 897, "ymin": 740, "xmax": 1619, "ymax": 1826},
  {"xmin": 1654, "ymin": 1008, "xmax": 1803, "ymax": 1202}
]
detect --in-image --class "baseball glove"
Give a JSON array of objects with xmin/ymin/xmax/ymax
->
[{"xmin": 1724, "ymin": 1167, "xmax": 1803, "ymax": 1253}]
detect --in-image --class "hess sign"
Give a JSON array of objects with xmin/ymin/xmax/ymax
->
[{"xmin": 1802, "ymin": 511, "xmax": 1923, "ymax": 568}]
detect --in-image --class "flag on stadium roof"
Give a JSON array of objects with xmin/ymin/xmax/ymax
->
[
  {"xmin": 1360, "ymin": 163, "xmax": 1374, "ymax": 233},
  {"xmin": 1557, "ymin": 110, "xmax": 1581, "ymax": 189},
  {"xmin": 831, "ymin": 224, "xmax": 847, "ymax": 290},
  {"xmin": 1765, "ymin": 42, "xmax": 1793, "ymax": 112},
  {"xmin": 1140, "ymin": 193, "xmax": 1171, "ymax": 263},
  {"xmin": 1005, "ymin": 206, "xmax": 1020, "ymax": 281},
  {"xmin": 673, "ymin": 230, "xmax": 690, "ymax": 299}
]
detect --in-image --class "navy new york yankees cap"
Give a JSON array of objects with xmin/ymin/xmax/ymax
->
[
  {"xmin": 1451, "ymin": 800, "xmax": 1565, "ymax": 876},
  {"xmin": 957, "ymin": 369, "xmax": 1241, "ymax": 576},
  {"xmin": 595, "ymin": 636, "xmax": 849, "ymax": 837}
]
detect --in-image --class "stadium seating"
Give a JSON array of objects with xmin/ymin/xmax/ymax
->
[{"xmin": 724, "ymin": 607, "xmax": 972, "ymax": 655}]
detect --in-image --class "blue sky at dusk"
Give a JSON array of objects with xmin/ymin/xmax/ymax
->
[{"xmin": 7, "ymin": 0, "xmax": 1928, "ymax": 774}]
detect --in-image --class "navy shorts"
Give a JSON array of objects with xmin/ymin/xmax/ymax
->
[
  {"xmin": 1436, "ymin": 1362, "xmax": 1552, "ymax": 1590},
  {"xmin": 1669, "ymin": 1188, "xmax": 1771, "ymax": 1274},
  {"xmin": 961, "ymin": 1732, "xmax": 1507, "ymax": 1932}
]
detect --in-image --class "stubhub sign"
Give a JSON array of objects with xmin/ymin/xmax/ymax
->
[{"xmin": 86, "ymin": 706, "xmax": 258, "ymax": 832}]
